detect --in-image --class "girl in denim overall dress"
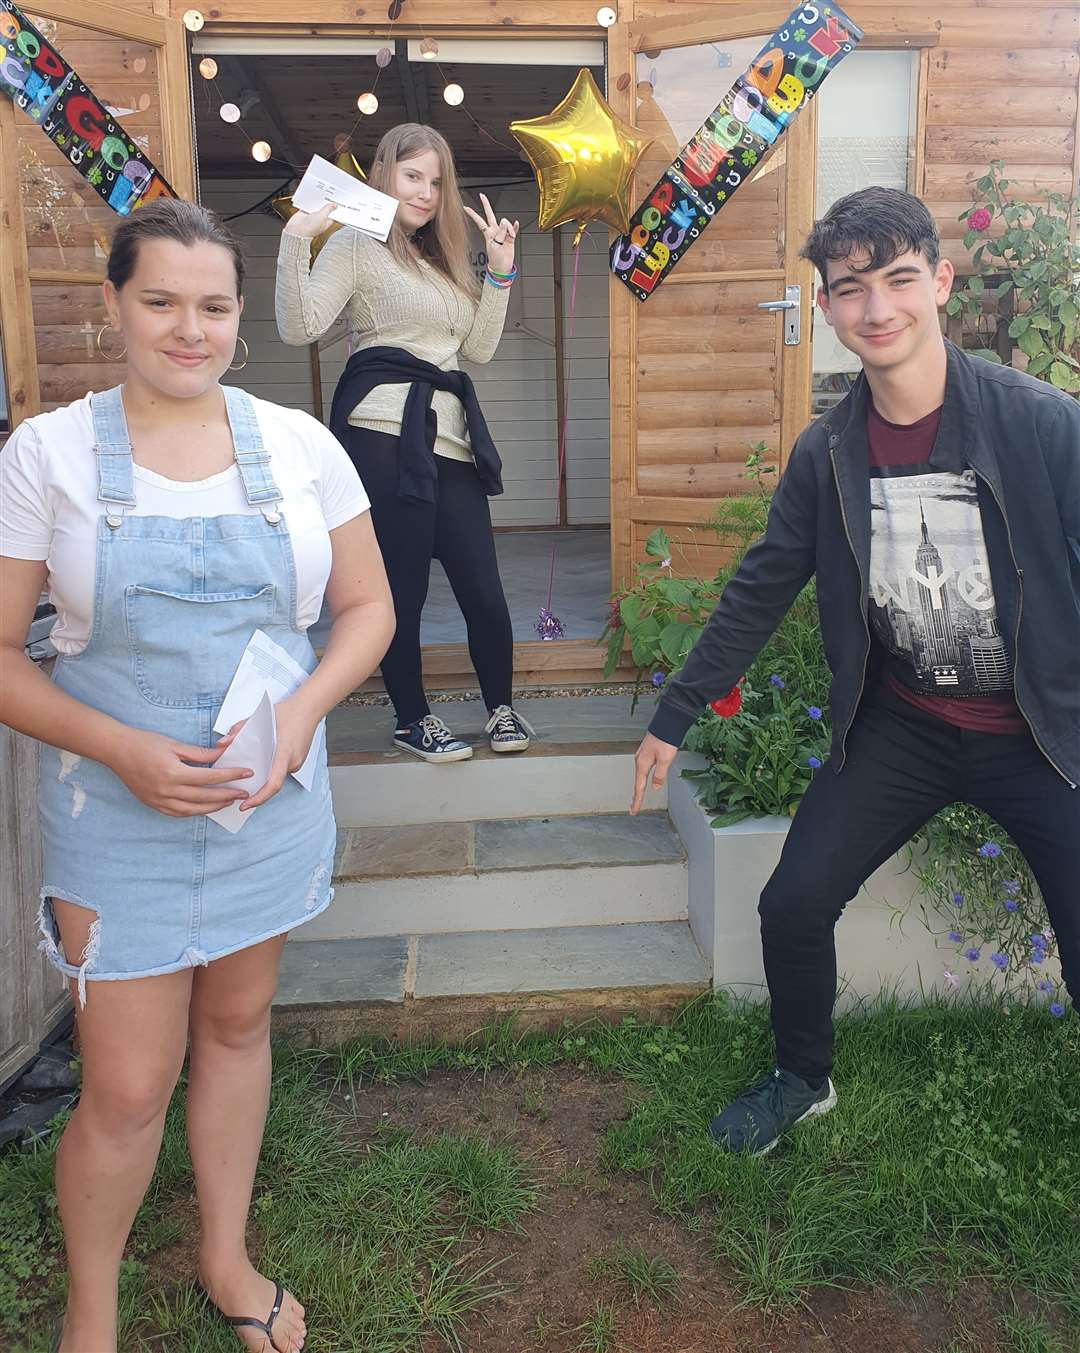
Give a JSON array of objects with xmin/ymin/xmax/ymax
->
[{"xmin": 0, "ymin": 200, "xmax": 394, "ymax": 1353}]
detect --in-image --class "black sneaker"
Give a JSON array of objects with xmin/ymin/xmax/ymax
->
[
  {"xmin": 484, "ymin": 704, "xmax": 535, "ymax": 753},
  {"xmin": 393, "ymin": 714, "xmax": 473, "ymax": 763},
  {"xmin": 708, "ymin": 1067, "xmax": 836, "ymax": 1155}
]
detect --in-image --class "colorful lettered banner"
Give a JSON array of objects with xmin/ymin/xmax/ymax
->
[
  {"xmin": 611, "ymin": 2, "xmax": 863, "ymax": 301},
  {"xmin": 0, "ymin": 0, "xmax": 175, "ymax": 216}
]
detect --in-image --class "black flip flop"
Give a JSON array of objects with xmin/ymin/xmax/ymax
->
[{"xmin": 204, "ymin": 1280, "xmax": 290, "ymax": 1350}]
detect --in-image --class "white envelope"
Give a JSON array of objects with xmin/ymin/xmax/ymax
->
[
  {"xmin": 208, "ymin": 689, "xmax": 276, "ymax": 834},
  {"xmin": 292, "ymin": 154, "xmax": 399, "ymax": 241}
]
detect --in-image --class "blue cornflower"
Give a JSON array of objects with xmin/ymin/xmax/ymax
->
[
  {"xmin": 965, "ymin": 947, "xmax": 981, "ymax": 963},
  {"xmin": 1050, "ymin": 1003, "xmax": 1065, "ymax": 1018},
  {"xmin": 769, "ymin": 674, "xmax": 785, "ymax": 689},
  {"xmin": 948, "ymin": 930, "xmax": 963, "ymax": 943},
  {"xmin": 651, "ymin": 671, "xmax": 665, "ymax": 688},
  {"xmin": 1038, "ymin": 979, "xmax": 1054, "ymax": 994},
  {"xmin": 1029, "ymin": 950, "xmax": 1044, "ymax": 966},
  {"xmin": 952, "ymin": 892, "xmax": 964, "ymax": 907},
  {"xmin": 1031, "ymin": 932, "xmax": 1047, "ymax": 948},
  {"xmin": 1003, "ymin": 879, "xmax": 1020, "ymax": 895},
  {"xmin": 807, "ymin": 705, "xmax": 823, "ymax": 720},
  {"xmin": 990, "ymin": 952, "xmax": 1008, "ymax": 972},
  {"xmin": 807, "ymin": 755, "xmax": 822, "ymax": 769},
  {"xmin": 1003, "ymin": 898, "xmax": 1019, "ymax": 913},
  {"xmin": 978, "ymin": 841, "xmax": 1002, "ymax": 859}
]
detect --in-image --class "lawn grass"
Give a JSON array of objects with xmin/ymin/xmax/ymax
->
[{"xmin": 2, "ymin": 991, "xmax": 1077, "ymax": 1351}]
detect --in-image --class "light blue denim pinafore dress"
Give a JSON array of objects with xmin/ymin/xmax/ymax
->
[{"xmin": 38, "ymin": 385, "xmax": 336, "ymax": 1003}]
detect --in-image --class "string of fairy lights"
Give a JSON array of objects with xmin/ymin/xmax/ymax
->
[{"xmin": 180, "ymin": 3, "xmax": 619, "ymax": 171}]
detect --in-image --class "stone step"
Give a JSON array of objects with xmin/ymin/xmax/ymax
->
[
  {"xmin": 328, "ymin": 694, "xmax": 656, "ymax": 826},
  {"xmin": 272, "ymin": 920, "xmax": 710, "ymax": 1043},
  {"xmin": 303, "ymin": 811, "xmax": 687, "ymax": 941}
]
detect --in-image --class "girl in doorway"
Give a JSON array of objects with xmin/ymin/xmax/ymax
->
[
  {"xmin": 275, "ymin": 122, "xmax": 535, "ymax": 763},
  {"xmin": 0, "ymin": 199, "xmax": 394, "ymax": 1353}
]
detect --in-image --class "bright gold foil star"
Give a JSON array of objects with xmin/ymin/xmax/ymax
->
[{"xmin": 510, "ymin": 68, "xmax": 652, "ymax": 236}]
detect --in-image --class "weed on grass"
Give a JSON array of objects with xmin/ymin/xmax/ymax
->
[{"xmin": 574, "ymin": 1297, "xmax": 621, "ymax": 1352}]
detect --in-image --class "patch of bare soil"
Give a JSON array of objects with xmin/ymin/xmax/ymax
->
[{"xmin": 341, "ymin": 1067, "xmax": 1015, "ymax": 1353}]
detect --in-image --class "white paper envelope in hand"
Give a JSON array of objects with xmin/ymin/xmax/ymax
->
[
  {"xmin": 208, "ymin": 689, "xmax": 276, "ymax": 834},
  {"xmin": 292, "ymin": 154, "xmax": 399, "ymax": 241}
]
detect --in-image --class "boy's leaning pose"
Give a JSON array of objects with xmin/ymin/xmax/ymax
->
[{"xmin": 632, "ymin": 187, "xmax": 1080, "ymax": 1155}]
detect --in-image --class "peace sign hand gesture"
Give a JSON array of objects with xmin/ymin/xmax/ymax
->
[{"xmin": 464, "ymin": 192, "xmax": 519, "ymax": 276}]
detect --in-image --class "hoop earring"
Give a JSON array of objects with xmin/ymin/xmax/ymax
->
[
  {"xmin": 228, "ymin": 336, "xmax": 249, "ymax": 372},
  {"xmin": 95, "ymin": 324, "xmax": 126, "ymax": 361}
]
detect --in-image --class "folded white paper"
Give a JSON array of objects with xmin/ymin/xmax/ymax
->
[
  {"xmin": 214, "ymin": 629, "xmax": 323, "ymax": 792},
  {"xmin": 208, "ymin": 689, "xmax": 276, "ymax": 834},
  {"xmin": 292, "ymin": 155, "xmax": 399, "ymax": 241}
]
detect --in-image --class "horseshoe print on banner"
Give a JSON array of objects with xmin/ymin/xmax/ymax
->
[
  {"xmin": 611, "ymin": 3, "xmax": 864, "ymax": 302},
  {"xmin": 0, "ymin": 0, "xmax": 176, "ymax": 215}
]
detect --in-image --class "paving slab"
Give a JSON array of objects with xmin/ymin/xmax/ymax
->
[
  {"xmin": 474, "ymin": 811, "xmax": 683, "ymax": 872},
  {"xmin": 414, "ymin": 921, "xmax": 709, "ymax": 997},
  {"xmin": 275, "ymin": 937, "xmax": 408, "ymax": 1005},
  {"xmin": 338, "ymin": 822, "xmax": 472, "ymax": 880}
]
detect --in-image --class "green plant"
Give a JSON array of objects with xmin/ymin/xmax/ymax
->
[
  {"xmin": 912, "ymin": 803, "xmax": 1060, "ymax": 1008},
  {"xmin": 947, "ymin": 160, "xmax": 1080, "ymax": 393}
]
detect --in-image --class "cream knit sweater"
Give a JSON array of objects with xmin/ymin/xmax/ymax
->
[{"xmin": 275, "ymin": 227, "xmax": 510, "ymax": 462}]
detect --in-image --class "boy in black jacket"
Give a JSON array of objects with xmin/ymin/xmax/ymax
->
[{"xmin": 632, "ymin": 187, "xmax": 1080, "ymax": 1155}]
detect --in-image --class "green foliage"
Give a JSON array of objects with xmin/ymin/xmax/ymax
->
[{"xmin": 947, "ymin": 161, "xmax": 1080, "ymax": 394}]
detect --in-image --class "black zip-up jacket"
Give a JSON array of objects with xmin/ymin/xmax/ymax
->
[{"xmin": 649, "ymin": 342, "xmax": 1080, "ymax": 788}]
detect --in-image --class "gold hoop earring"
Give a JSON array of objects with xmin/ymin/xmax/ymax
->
[
  {"xmin": 228, "ymin": 336, "xmax": 249, "ymax": 372},
  {"xmin": 95, "ymin": 324, "xmax": 126, "ymax": 362}
]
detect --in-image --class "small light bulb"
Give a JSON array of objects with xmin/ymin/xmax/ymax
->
[
  {"xmin": 182, "ymin": 9, "xmax": 204, "ymax": 30},
  {"xmin": 252, "ymin": 141, "xmax": 272, "ymax": 163},
  {"xmin": 356, "ymin": 91, "xmax": 379, "ymax": 115},
  {"xmin": 419, "ymin": 37, "xmax": 439, "ymax": 60},
  {"xmin": 596, "ymin": 6, "xmax": 617, "ymax": 26},
  {"xmin": 198, "ymin": 57, "xmax": 218, "ymax": 80},
  {"xmin": 443, "ymin": 83, "xmax": 464, "ymax": 107},
  {"xmin": 219, "ymin": 103, "xmax": 241, "ymax": 124}
]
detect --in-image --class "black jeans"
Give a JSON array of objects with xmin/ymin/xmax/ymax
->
[
  {"xmin": 347, "ymin": 426, "xmax": 513, "ymax": 726},
  {"xmin": 761, "ymin": 682, "xmax": 1080, "ymax": 1082}
]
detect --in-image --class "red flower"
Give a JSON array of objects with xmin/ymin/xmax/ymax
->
[
  {"xmin": 710, "ymin": 681, "xmax": 743, "ymax": 718},
  {"xmin": 967, "ymin": 207, "xmax": 991, "ymax": 233}
]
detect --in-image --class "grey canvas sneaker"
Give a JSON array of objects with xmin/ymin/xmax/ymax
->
[
  {"xmin": 709, "ymin": 1067, "xmax": 837, "ymax": 1155},
  {"xmin": 484, "ymin": 704, "xmax": 535, "ymax": 753}
]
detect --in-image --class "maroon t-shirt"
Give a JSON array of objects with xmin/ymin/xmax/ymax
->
[{"xmin": 866, "ymin": 400, "xmax": 1027, "ymax": 734}]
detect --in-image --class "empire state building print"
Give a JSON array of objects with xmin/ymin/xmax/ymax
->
[{"xmin": 868, "ymin": 467, "xmax": 1013, "ymax": 696}]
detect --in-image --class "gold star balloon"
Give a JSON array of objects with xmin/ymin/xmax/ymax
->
[
  {"xmin": 510, "ymin": 68, "xmax": 652, "ymax": 237},
  {"xmin": 271, "ymin": 150, "xmax": 366, "ymax": 259}
]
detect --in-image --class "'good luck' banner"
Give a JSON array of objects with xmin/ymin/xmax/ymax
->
[
  {"xmin": 0, "ymin": 0, "xmax": 175, "ymax": 216},
  {"xmin": 611, "ymin": 2, "xmax": 863, "ymax": 302}
]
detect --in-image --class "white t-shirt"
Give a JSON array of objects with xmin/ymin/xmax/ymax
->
[{"xmin": 0, "ymin": 389, "xmax": 370, "ymax": 655}]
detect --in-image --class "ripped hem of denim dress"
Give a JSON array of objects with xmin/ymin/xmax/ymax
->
[{"xmin": 38, "ymin": 874, "xmax": 334, "ymax": 1008}]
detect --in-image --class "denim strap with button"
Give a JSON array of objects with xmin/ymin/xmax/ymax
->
[
  {"xmin": 224, "ymin": 386, "xmax": 283, "ymax": 522},
  {"xmin": 91, "ymin": 386, "xmax": 136, "ymax": 527}
]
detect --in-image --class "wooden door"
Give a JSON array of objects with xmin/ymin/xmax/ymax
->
[
  {"xmin": 0, "ymin": 0, "xmax": 195, "ymax": 432},
  {"xmin": 608, "ymin": 4, "xmax": 818, "ymax": 587}
]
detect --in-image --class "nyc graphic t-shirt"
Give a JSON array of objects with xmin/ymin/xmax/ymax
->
[{"xmin": 867, "ymin": 400, "xmax": 1026, "ymax": 735}]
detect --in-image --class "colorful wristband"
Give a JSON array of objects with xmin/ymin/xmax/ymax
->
[{"xmin": 486, "ymin": 265, "xmax": 518, "ymax": 282}]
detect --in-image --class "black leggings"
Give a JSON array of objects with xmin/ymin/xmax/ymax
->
[
  {"xmin": 760, "ymin": 682, "xmax": 1080, "ymax": 1082},
  {"xmin": 347, "ymin": 426, "xmax": 513, "ymax": 726}
]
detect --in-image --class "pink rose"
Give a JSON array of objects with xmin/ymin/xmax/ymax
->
[{"xmin": 967, "ymin": 207, "xmax": 992, "ymax": 232}]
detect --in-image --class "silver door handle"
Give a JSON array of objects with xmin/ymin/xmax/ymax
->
[{"xmin": 757, "ymin": 284, "xmax": 801, "ymax": 345}]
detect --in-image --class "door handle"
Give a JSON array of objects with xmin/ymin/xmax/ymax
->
[{"xmin": 757, "ymin": 284, "xmax": 801, "ymax": 345}]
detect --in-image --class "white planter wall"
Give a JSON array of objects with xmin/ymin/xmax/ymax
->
[{"xmin": 669, "ymin": 753, "xmax": 951, "ymax": 1006}]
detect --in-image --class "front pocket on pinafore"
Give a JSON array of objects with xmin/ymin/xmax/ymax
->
[{"xmin": 125, "ymin": 584, "xmax": 276, "ymax": 708}]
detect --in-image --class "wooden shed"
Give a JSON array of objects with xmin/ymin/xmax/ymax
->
[{"xmin": 0, "ymin": 0, "xmax": 1077, "ymax": 1077}]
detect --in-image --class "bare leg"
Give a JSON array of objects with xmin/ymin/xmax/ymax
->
[
  {"xmin": 52, "ymin": 899, "xmax": 192, "ymax": 1353},
  {"xmin": 187, "ymin": 935, "xmax": 305, "ymax": 1353}
]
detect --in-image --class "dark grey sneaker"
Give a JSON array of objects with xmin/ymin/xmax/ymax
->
[
  {"xmin": 709, "ymin": 1067, "xmax": 836, "ymax": 1155},
  {"xmin": 393, "ymin": 715, "xmax": 473, "ymax": 763},
  {"xmin": 484, "ymin": 704, "xmax": 535, "ymax": 753}
]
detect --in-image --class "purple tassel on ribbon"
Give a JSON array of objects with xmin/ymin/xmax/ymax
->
[{"xmin": 536, "ymin": 607, "xmax": 565, "ymax": 641}]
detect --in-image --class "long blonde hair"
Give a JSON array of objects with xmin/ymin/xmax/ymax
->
[{"xmin": 367, "ymin": 123, "xmax": 479, "ymax": 299}]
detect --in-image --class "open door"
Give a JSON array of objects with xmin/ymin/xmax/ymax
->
[
  {"xmin": 0, "ymin": 0, "xmax": 194, "ymax": 432},
  {"xmin": 608, "ymin": 4, "xmax": 818, "ymax": 586}
]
